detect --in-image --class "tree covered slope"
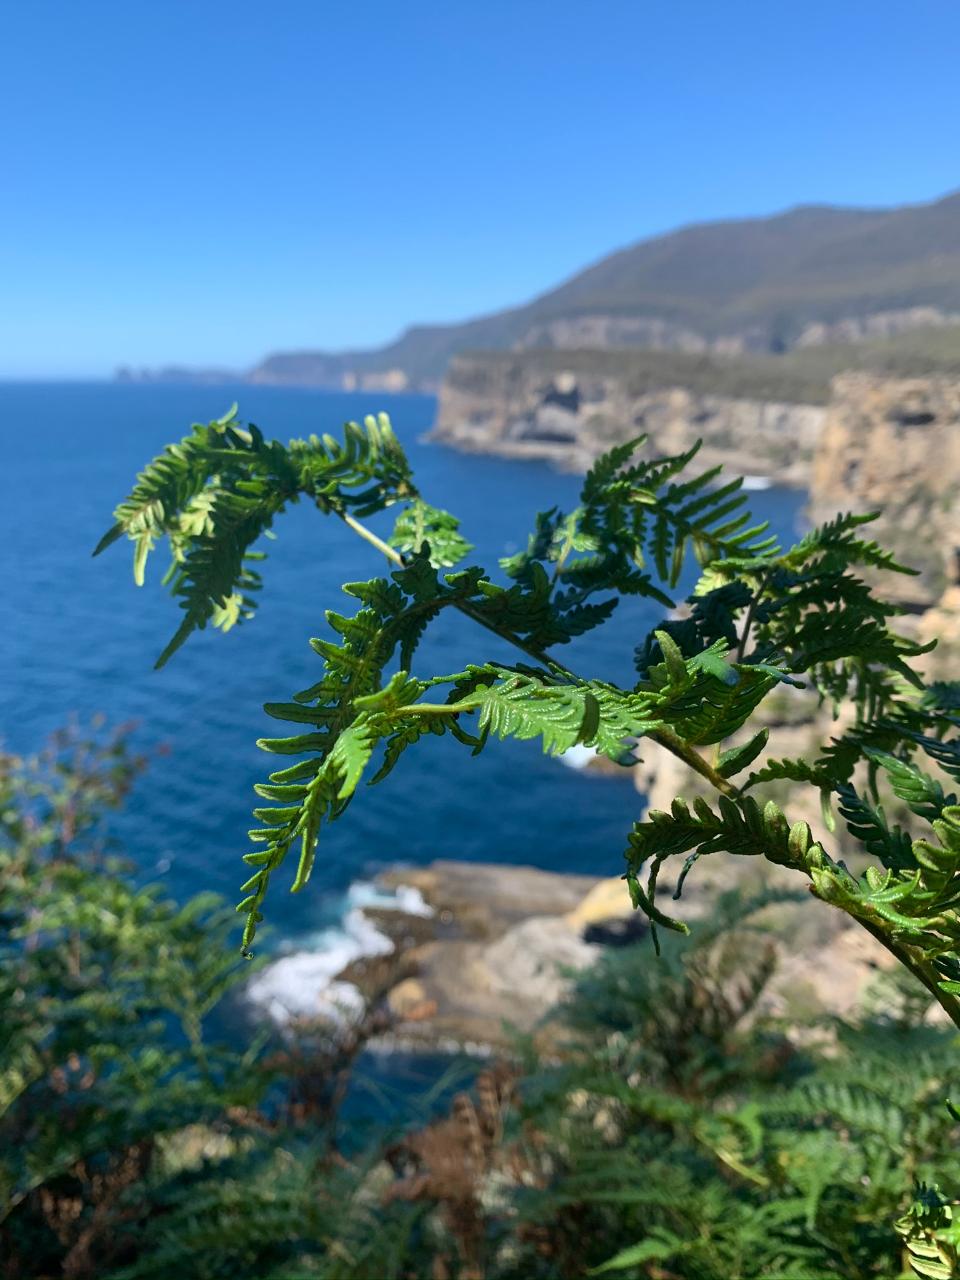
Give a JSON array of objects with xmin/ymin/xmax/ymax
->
[{"xmin": 251, "ymin": 189, "xmax": 960, "ymax": 386}]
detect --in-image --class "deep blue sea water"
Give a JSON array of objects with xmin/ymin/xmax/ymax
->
[{"xmin": 2, "ymin": 382, "xmax": 808, "ymax": 953}]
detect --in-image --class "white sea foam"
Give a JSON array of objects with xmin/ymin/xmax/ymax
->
[
  {"xmin": 245, "ymin": 880, "xmax": 433, "ymax": 1027},
  {"xmin": 247, "ymin": 952, "xmax": 367, "ymax": 1026},
  {"xmin": 346, "ymin": 880, "xmax": 435, "ymax": 918}
]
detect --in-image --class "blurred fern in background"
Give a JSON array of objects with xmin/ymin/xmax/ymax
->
[{"xmin": 3, "ymin": 735, "xmax": 960, "ymax": 1277}]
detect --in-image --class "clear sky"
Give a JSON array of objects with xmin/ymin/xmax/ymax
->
[{"xmin": 3, "ymin": 0, "xmax": 960, "ymax": 377}]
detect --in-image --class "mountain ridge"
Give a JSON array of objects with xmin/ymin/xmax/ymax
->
[{"xmin": 122, "ymin": 189, "xmax": 960, "ymax": 390}]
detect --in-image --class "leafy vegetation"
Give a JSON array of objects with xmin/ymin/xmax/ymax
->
[
  {"xmin": 497, "ymin": 911, "xmax": 960, "ymax": 1280},
  {"xmin": 0, "ymin": 726, "xmax": 427, "ymax": 1279},
  {"xmin": 6, "ymin": 398, "xmax": 946, "ymax": 1277},
  {"xmin": 5, "ymin": 751, "xmax": 959, "ymax": 1280},
  {"xmin": 0, "ymin": 727, "xmax": 258, "ymax": 1275}
]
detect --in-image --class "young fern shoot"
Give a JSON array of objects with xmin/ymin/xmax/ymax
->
[{"xmin": 98, "ymin": 407, "xmax": 960, "ymax": 1037}]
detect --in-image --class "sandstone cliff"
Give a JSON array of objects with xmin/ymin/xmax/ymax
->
[
  {"xmin": 515, "ymin": 305, "xmax": 960, "ymax": 360},
  {"xmin": 436, "ymin": 358, "xmax": 960, "ymax": 605},
  {"xmin": 434, "ymin": 351, "xmax": 825, "ymax": 485},
  {"xmin": 809, "ymin": 373, "xmax": 960, "ymax": 604}
]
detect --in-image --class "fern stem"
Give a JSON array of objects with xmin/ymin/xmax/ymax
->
[
  {"xmin": 398, "ymin": 702, "xmax": 466, "ymax": 716},
  {"xmin": 852, "ymin": 916, "xmax": 960, "ymax": 1031},
  {"xmin": 337, "ymin": 510, "xmax": 575, "ymax": 678},
  {"xmin": 650, "ymin": 727, "xmax": 740, "ymax": 799},
  {"xmin": 340, "ymin": 511, "xmax": 406, "ymax": 567}
]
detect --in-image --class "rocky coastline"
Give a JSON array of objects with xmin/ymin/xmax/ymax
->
[
  {"xmin": 435, "ymin": 359, "xmax": 960, "ymax": 607},
  {"xmin": 433, "ymin": 351, "xmax": 825, "ymax": 487},
  {"xmin": 250, "ymin": 363, "xmax": 960, "ymax": 1059},
  {"xmin": 246, "ymin": 836, "xmax": 899, "ymax": 1058}
]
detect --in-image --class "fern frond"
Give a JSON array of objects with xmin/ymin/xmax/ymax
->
[
  {"xmin": 744, "ymin": 736, "xmax": 863, "ymax": 793},
  {"xmin": 389, "ymin": 498, "xmax": 473, "ymax": 567},
  {"xmin": 638, "ymin": 633, "xmax": 794, "ymax": 746},
  {"xmin": 590, "ymin": 1231, "xmax": 692, "ymax": 1273},
  {"xmin": 906, "ymin": 732, "xmax": 960, "ymax": 785},
  {"xmin": 468, "ymin": 674, "xmax": 599, "ymax": 756},
  {"xmin": 865, "ymin": 748, "xmax": 954, "ymax": 822},
  {"xmin": 96, "ymin": 410, "xmax": 415, "ymax": 666},
  {"xmin": 836, "ymin": 783, "xmax": 916, "ymax": 872},
  {"xmin": 922, "ymin": 682, "xmax": 960, "ymax": 716},
  {"xmin": 241, "ymin": 562, "xmax": 447, "ymax": 950},
  {"xmin": 580, "ymin": 437, "xmax": 777, "ymax": 589},
  {"xmin": 623, "ymin": 794, "xmax": 828, "ymax": 943},
  {"xmin": 784, "ymin": 510, "xmax": 916, "ymax": 576},
  {"xmin": 241, "ymin": 598, "xmax": 804, "ymax": 945}
]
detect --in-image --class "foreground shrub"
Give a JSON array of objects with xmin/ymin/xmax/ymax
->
[
  {"xmin": 0, "ymin": 728, "xmax": 269, "ymax": 1274},
  {"xmin": 505, "ymin": 911, "xmax": 960, "ymax": 1279},
  {"xmin": 3, "ymin": 736, "xmax": 960, "ymax": 1277}
]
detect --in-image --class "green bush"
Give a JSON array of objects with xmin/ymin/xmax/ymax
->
[
  {"xmin": 0, "ymin": 729, "xmax": 434, "ymax": 1279},
  {"xmin": 4, "ymin": 732, "xmax": 960, "ymax": 1277},
  {"xmin": 501, "ymin": 905, "xmax": 960, "ymax": 1279},
  {"xmin": 0, "ymin": 728, "xmax": 268, "ymax": 1274}
]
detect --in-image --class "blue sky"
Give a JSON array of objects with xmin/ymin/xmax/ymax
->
[{"xmin": 3, "ymin": 0, "xmax": 960, "ymax": 377}]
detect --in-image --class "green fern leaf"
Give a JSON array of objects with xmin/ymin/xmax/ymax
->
[
  {"xmin": 469, "ymin": 675, "xmax": 596, "ymax": 756},
  {"xmin": 836, "ymin": 783, "xmax": 916, "ymax": 872},
  {"xmin": 389, "ymin": 498, "xmax": 473, "ymax": 567},
  {"xmin": 717, "ymin": 729, "xmax": 769, "ymax": 779},
  {"xmin": 95, "ymin": 412, "xmax": 416, "ymax": 667}
]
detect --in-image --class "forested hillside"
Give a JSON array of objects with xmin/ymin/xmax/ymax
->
[{"xmin": 248, "ymin": 190, "xmax": 960, "ymax": 387}]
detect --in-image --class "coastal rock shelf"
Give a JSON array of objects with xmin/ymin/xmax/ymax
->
[
  {"xmin": 358, "ymin": 861, "xmax": 606, "ymax": 1052},
  {"xmin": 332, "ymin": 856, "xmax": 897, "ymax": 1053}
]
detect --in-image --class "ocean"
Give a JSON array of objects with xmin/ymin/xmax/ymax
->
[{"xmin": 2, "ymin": 382, "xmax": 808, "ymax": 977}]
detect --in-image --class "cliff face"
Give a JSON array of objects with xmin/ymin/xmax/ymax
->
[
  {"xmin": 515, "ymin": 306, "xmax": 960, "ymax": 360},
  {"xmin": 795, "ymin": 306, "xmax": 960, "ymax": 348},
  {"xmin": 809, "ymin": 373, "xmax": 960, "ymax": 603},
  {"xmin": 434, "ymin": 353, "xmax": 825, "ymax": 484},
  {"xmin": 436, "ymin": 357, "xmax": 960, "ymax": 606}
]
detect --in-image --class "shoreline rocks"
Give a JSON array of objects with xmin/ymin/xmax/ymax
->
[
  {"xmin": 340, "ymin": 848, "xmax": 898, "ymax": 1055},
  {"xmin": 366, "ymin": 862, "xmax": 602, "ymax": 1052}
]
